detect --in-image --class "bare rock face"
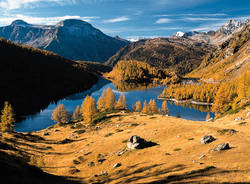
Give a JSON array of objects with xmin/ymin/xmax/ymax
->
[{"xmin": 200, "ymin": 135, "xmax": 216, "ymax": 144}]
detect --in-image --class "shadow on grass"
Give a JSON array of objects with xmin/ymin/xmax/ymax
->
[{"xmin": 91, "ymin": 163, "xmax": 249, "ymax": 184}]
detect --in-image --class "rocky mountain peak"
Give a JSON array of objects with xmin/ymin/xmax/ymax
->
[
  {"xmin": 219, "ymin": 19, "xmax": 244, "ymax": 35},
  {"xmin": 11, "ymin": 20, "xmax": 30, "ymax": 26}
]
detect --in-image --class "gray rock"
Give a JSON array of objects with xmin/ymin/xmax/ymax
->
[
  {"xmin": 200, "ymin": 135, "xmax": 216, "ymax": 144},
  {"xmin": 100, "ymin": 171, "xmax": 108, "ymax": 176},
  {"xmin": 88, "ymin": 161, "xmax": 95, "ymax": 167},
  {"xmin": 234, "ymin": 117, "xmax": 244, "ymax": 121},
  {"xmin": 43, "ymin": 132, "xmax": 50, "ymax": 136},
  {"xmin": 127, "ymin": 135, "xmax": 157, "ymax": 149},
  {"xmin": 113, "ymin": 163, "xmax": 121, "ymax": 168},
  {"xmin": 213, "ymin": 143, "xmax": 230, "ymax": 151}
]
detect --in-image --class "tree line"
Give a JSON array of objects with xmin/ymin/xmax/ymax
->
[{"xmin": 51, "ymin": 87, "xmax": 169, "ymax": 124}]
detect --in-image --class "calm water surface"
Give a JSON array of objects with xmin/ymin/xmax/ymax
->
[{"xmin": 15, "ymin": 78, "xmax": 214, "ymax": 132}]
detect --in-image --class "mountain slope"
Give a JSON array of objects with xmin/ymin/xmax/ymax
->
[
  {"xmin": 188, "ymin": 23, "xmax": 250, "ymax": 81},
  {"xmin": 0, "ymin": 19, "xmax": 129, "ymax": 62},
  {"xmin": 181, "ymin": 19, "xmax": 249, "ymax": 46},
  {"xmin": 106, "ymin": 37, "xmax": 213, "ymax": 75},
  {"xmin": 0, "ymin": 38, "xmax": 99, "ymax": 116}
]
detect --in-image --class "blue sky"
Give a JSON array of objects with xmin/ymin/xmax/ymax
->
[{"xmin": 0, "ymin": 0, "xmax": 249, "ymax": 40}]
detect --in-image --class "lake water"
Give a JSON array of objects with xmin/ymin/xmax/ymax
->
[{"xmin": 14, "ymin": 78, "xmax": 215, "ymax": 132}]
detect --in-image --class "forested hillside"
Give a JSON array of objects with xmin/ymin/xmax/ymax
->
[
  {"xmin": 0, "ymin": 38, "xmax": 99, "ymax": 116},
  {"xmin": 105, "ymin": 60, "xmax": 180, "ymax": 84},
  {"xmin": 106, "ymin": 37, "xmax": 213, "ymax": 75},
  {"xmin": 161, "ymin": 24, "xmax": 250, "ymax": 115}
]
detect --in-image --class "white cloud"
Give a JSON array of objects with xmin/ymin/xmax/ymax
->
[
  {"xmin": 103, "ymin": 16, "xmax": 130, "ymax": 23},
  {"xmin": 155, "ymin": 18, "xmax": 171, "ymax": 24},
  {"xmin": 0, "ymin": 14, "xmax": 99, "ymax": 26},
  {"xmin": 184, "ymin": 17, "xmax": 222, "ymax": 21},
  {"xmin": 0, "ymin": 0, "xmax": 73, "ymax": 10}
]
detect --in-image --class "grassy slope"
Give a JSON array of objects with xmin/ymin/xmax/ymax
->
[{"xmin": 1, "ymin": 108, "xmax": 250, "ymax": 183}]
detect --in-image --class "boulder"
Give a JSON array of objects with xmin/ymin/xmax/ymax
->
[
  {"xmin": 234, "ymin": 117, "xmax": 244, "ymax": 121},
  {"xmin": 212, "ymin": 143, "xmax": 230, "ymax": 151},
  {"xmin": 113, "ymin": 163, "xmax": 121, "ymax": 168},
  {"xmin": 200, "ymin": 135, "xmax": 216, "ymax": 144},
  {"xmin": 127, "ymin": 135, "xmax": 157, "ymax": 149}
]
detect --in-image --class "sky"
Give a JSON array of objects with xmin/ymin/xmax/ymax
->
[{"xmin": 0, "ymin": 0, "xmax": 249, "ymax": 40}]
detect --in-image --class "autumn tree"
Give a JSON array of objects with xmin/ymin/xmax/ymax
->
[
  {"xmin": 105, "ymin": 87, "xmax": 116, "ymax": 110},
  {"xmin": 149, "ymin": 99, "xmax": 158, "ymax": 114},
  {"xmin": 135, "ymin": 101, "xmax": 142, "ymax": 112},
  {"xmin": 161, "ymin": 101, "xmax": 169, "ymax": 115},
  {"xmin": 72, "ymin": 105, "xmax": 82, "ymax": 120},
  {"xmin": 115, "ymin": 94, "xmax": 126, "ymax": 110},
  {"xmin": 97, "ymin": 96, "xmax": 105, "ymax": 112},
  {"xmin": 0, "ymin": 101, "xmax": 15, "ymax": 132},
  {"xmin": 142, "ymin": 100, "xmax": 150, "ymax": 114},
  {"xmin": 51, "ymin": 104, "xmax": 67, "ymax": 124},
  {"xmin": 206, "ymin": 113, "xmax": 211, "ymax": 121},
  {"xmin": 82, "ymin": 96, "xmax": 97, "ymax": 123}
]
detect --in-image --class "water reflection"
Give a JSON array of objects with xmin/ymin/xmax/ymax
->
[{"xmin": 15, "ymin": 79, "xmax": 215, "ymax": 132}]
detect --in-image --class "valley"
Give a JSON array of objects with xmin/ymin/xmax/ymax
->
[{"xmin": 0, "ymin": 8, "xmax": 249, "ymax": 184}]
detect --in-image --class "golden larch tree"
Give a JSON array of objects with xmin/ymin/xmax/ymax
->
[
  {"xmin": 51, "ymin": 104, "xmax": 67, "ymax": 124},
  {"xmin": 135, "ymin": 101, "xmax": 142, "ymax": 112},
  {"xmin": 161, "ymin": 101, "xmax": 168, "ymax": 115},
  {"xmin": 115, "ymin": 94, "xmax": 126, "ymax": 110},
  {"xmin": 142, "ymin": 100, "xmax": 149, "ymax": 114},
  {"xmin": 149, "ymin": 99, "xmax": 158, "ymax": 114},
  {"xmin": 97, "ymin": 96, "xmax": 105, "ymax": 112},
  {"xmin": 72, "ymin": 105, "xmax": 82, "ymax": 120},
  {"xmin": 0, "ymin": 101, "xmax": 15, "ymax": 132},
  {"xmin": 83, "ymin": 96, "xmax": 97, "ymax": 123},
  {"xmin": 105, "ymin": 87, "xmax": 116, "ymax": 110}
]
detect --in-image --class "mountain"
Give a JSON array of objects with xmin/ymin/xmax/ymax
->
[
  {"xmin": 0, "ymin": 19, "xmax": 129, "ymax": 62},
  {"xmin": 173, "ymin": 31, "xmax": 185, "ymax": 37},
  {"xmin": 0, "ymin": 38, "xmax": 101, "ymax": 116},
  {"xmin": 106, "ymin": 37, "xmax": 213, "ymax": 75},
  {"xmin": 188, "ymin": 23, "xmax": 249, "ymax": 81},
  {"xmin": 180, "ymin": 19, "xmax": 249, "ymax": 45}
]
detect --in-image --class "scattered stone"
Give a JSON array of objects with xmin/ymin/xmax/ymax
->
[
  {"xmin": 43, "ymin": 132, "xmax": 50, "ymax": 136},
  {"xmin": 93, "ymin": 174, "xmax": 99, "ymax": 178},
  {"xmin": 113, "ymin": 163, "xmax": 121, "ymax": 168},
  {"xmin": 100, "ymin": 171, "xmax": 108, "ymax": 176},
  {"xmin": 199, "ymin": 162, "xmax": 204, "ymax": 165},
  {"xmin": 217, "ymin": 129, "xmax": 237, "ymax": 135},
  {"xmin": 69, "ymin": 168, "xmax": 80, "ymax": 174},
  {"xmin": 88, "ymin": 161, "xmax": 95, "ymax": 167},
  {"xmin": 246, "ymin": 112, "xmax": 250, "ymax": 118},
  {"xmin": 234, "ymin": 117, "xmax": 244, "ymax": 121},
  {"xmin": 54, "ymin": 129, "xmax": 60, "ymax": 132},
  {"xmin": 73, "ymin": 159, "xmax": 81, "ymax": 165},
  {"xmin": 165, "ymin": 153, "xmax": 171, "ymax": 156},
  {"xmin": 95, "ymin": 126, "xmax": 101, "ymax": 131},
  {"xmin": 206, "ymin": 118, "xmax": 214, "ymax": 122},
  {"xmin": 127, "ymin": 135, "xmax": 157, "ymax": 149},
  {"xmin": 212, "ymin": 143, "xmax": 230, "ymax": 151},
  {"xmin": 199, "ymin": 155, "xmax": 206, "ymax": 159},
  {"xmin": 117, "ymin": 151, "xmax": 125, "ymax": 156},
  {"xmin": 84, "ymin": 152, "xmax": 92, "ymax": 156},
  {"xmin": 97, "ymin": 154, "xmax": 106, "ymax": 163},
  {"xmin": 200, "ymin": 135, "xmax": 216, "ymax": 144}
]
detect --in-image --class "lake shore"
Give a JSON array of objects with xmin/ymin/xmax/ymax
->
[{"xmin": 158, "ymin": 97, "xmax": 213, "ymax": 106}]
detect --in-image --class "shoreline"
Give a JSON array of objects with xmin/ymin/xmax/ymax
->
[{"xmin": 158, "ymin": 97, "xmax": 213, "ymax": 106}]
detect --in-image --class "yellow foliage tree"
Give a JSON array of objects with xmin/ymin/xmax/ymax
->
[
  {"xmin": 135, "ymin": 101, "xmax": 142, "ymax": 112},
  {"xmin": 115, "ymin": 94, "xmax": 126, "ymax": 110},
  {"xmin": 0, "ymin": 101, "xmax": 15, "ymax": 132},
  {"xmin": 72, "ymin": 105, "xmax": 82, "ymax": 120},
  {"xmin": 51, "ymin": 104, "xmax": 67, "ymax": 124},
  {"xmin": 142, "ymin": 100, "xmax": 149, "ymax": 114},
  {"xmin": 97, "ymin": 96, "xmax": 105, "ymax": 112},
  {"xmin": 82, "ymin": 96, "xmax": 97, "ymax": 123},
  {"xmin": 161, "ymin": 101, "xmax": 168, "ymax": 115},
  {"xmin": 105, "ymin": 87, "xmax": 116, "ymax": 110},
  {"xmin": 149, "ymin": 99, "xmax": 158, "ymax": 114}
]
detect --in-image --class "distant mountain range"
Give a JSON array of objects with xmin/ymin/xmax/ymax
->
[
  {"xmin": 0, "ymin": 19, "xmax": 129, "ymax": 62},
  {"xmin": 173, "ymin": 19, "xmax": 250, "ymax": 45}
]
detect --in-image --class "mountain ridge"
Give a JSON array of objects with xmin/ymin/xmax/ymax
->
[{"xmin": 0, "ymin": 19, "xmax": 129, "ymax": 62}]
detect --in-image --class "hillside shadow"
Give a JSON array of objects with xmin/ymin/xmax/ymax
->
[
  {"xmin": 92, "ymin": 163, "xmax": 249, "ymax": 184},
  {"xmin": 0, "ymin": 150, "xmax": 84, "ymax": 184}
]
